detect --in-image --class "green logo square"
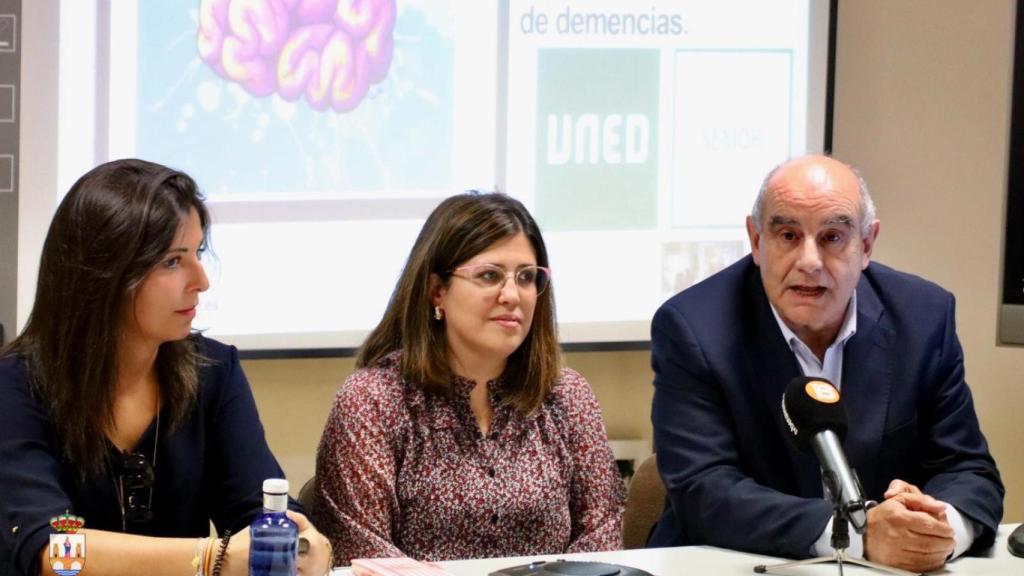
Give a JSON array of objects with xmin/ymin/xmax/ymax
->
[{"xmin": 535, "ymin": 49, "xmax": 660, "ymax": 231}]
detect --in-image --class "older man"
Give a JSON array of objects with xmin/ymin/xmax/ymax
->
[{"xmin": 649, "ymin": 155, "xmax": 1003, "ymax": 572}]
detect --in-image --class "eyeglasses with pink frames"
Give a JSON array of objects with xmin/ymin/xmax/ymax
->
[{"xmin": 447, "ymin": 264, "xmax": 551, "ymax": 295}]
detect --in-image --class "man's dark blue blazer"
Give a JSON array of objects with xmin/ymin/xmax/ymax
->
[{"xmin": 649, "ymin": 255, "xmax": 1003, "ymax": 558}]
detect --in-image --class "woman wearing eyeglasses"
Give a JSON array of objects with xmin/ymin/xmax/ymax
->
[
  {"xmin": 312, "ymin": 192, "xmax": 626, "ymax": 565},
  {"xmin": 0, "ymin": 159, "xmax": 332, "ymax": 576}
]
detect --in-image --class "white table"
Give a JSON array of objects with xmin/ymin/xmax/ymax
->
[{"xmin": 433, "ymin": 524, "xmax": 1021, "ymax": 576}]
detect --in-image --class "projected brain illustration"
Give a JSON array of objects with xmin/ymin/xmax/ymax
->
[{"xmin": 198, "ymin": 0, "xmax": 396, "ymax": 113}]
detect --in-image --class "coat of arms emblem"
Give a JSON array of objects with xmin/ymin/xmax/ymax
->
[{"xmin": 48, "ymin": 512, "xmax": 86, "ymax": 576}]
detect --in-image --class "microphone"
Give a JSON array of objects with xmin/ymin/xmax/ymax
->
[{"xmin": 781, "ymin": 376, "xmax": 869, "ymax": 533}]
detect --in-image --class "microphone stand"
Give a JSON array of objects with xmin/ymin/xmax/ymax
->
[{"xmin": 753, "ymin": 507, "xmax": 924, "ymax": 576}]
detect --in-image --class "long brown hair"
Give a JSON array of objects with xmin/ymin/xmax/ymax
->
[
  {"xmin": 2, "ymin": 159, "xmax": 210, "ymax": 471},
  {"xmin": 358, "ymin": 192, "xmax": 561, "ymax": 414}
]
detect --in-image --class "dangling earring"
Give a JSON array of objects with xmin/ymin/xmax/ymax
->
[{"xmin": 434, "ymin": 306, "xmax": 444, "ymax": 320}]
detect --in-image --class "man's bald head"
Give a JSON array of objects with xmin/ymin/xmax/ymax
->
[{"xmin": 751, "ymin": 155, "xmax": 876, "ymax": 238}]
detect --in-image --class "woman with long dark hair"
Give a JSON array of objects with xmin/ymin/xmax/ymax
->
[
  {"xmin": 0, "ymin": 159, "xmax": 331, "ymax": 576},
  {"xmin": 313, "ymin": 192, "xmax": 626, "ymax": 565}
]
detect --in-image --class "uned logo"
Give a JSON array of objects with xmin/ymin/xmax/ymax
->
[
  {"xmin": 534, "ymin": 48, "xmax": 659, "ymax": 230},
  {"xmin": 546, "ymin": 113, "xmax": 650, "ymax": 165}
]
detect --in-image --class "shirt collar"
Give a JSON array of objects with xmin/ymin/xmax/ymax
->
[
  {"xmin": 770, "ymin": 290, "xmax": 859, "ymax": 353},
  {"xmin": 451, "ymin": 372, "xmax": 512, "ymax": 399}
]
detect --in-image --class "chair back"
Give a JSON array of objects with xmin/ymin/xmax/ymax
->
[
  {"xmin": 298, "ymin": 476, "xmax": 316, "ymax": 514},
  {"xmin": 621, "ymin": 454, "xmax": 665, "ymax": 549}
]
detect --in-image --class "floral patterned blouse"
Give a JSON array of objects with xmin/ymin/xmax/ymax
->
[{"xmin": 313, "ymin": 353, "xmax": 626, "ymax": 565}]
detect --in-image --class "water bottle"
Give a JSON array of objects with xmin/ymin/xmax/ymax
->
[{"xmin": 249, "ymin": 478, "xmax": 298, "ymax": 576}]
